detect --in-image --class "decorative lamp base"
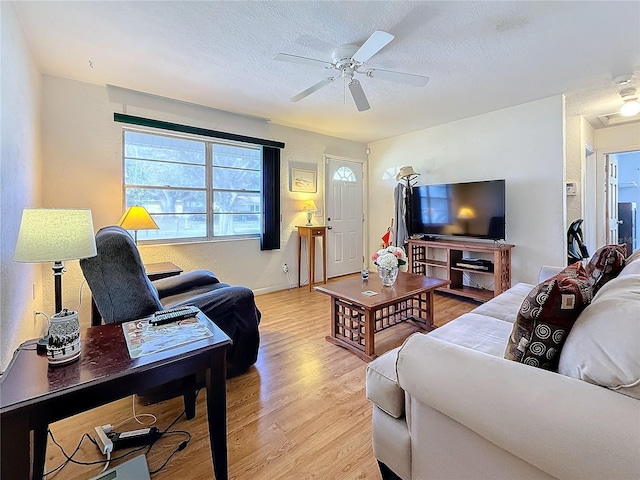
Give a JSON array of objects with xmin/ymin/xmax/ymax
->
[
  {"xmin": 47, "ymin": 310, "xmax": 81, "ymax": 365},
  {"xmin": 305, "ymin": 212, "xmax": 313, "ymax": 226}
]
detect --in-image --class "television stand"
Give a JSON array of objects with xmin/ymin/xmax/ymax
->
[{"xmin": 408, "ymin": 239, "xmax": 514, "ymax": 302}]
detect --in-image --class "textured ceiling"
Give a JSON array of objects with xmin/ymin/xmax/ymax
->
[{"xmin": 13, "ymin": 1, "xmax": 640, "ymax": 143}]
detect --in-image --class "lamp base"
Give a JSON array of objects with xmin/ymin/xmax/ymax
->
[
  {"xmin": 37, "ymin": 335, "xmax": 49, "ymax": 354},
  {"xmin": 47, "ymin": 310, "xmax": 81, "ymax": 366},
  {"xmin": 306, "ymin": 212, "xmax": 313, "ymax": 226}
]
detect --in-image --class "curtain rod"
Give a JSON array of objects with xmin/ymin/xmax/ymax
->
[{"xmin": 114, "ymin": 113, "xmax": 285, "ymax": 149}]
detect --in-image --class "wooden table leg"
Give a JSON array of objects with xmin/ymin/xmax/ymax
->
[
  {"xmin": 321, "ymin": 233, "xmax": 327, "ymax": 285},
  {"xmin": 33, "ymin": 421, "xmax": 49, "ymax": 480},
  {"xmin": 1, "ymin": 411, "xmax": 31, "ymax": 479},
  {"xmin": 205, "ymin": 350, "xmax": 228, "ymax": 480},
  {"xmin": 297, "ymin": 235, "xmax": 302, "ymax": 288},
  {"xmin": 364, "ymin": 309, "xmax": 375, "ymax": 359},
  {"xmin": 182, "ymin": 374, "xmax": 197, "ymax": 420},
  {"xmin": 308, "ymin": 234, "xmax": 315, "ymax": 291},
  {"xmin": 426, "ymin": 290, "xmax": 435, "ymax": 329}
]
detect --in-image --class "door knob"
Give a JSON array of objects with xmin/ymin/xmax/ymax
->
[{"xmin": 327, "ymin": 226, "xmax": 333, "ymax": 229}]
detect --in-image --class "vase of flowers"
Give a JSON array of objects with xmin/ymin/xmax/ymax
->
[{"xmin": 372, "ymin": 246, "xmax": 407, "ymax": 286}]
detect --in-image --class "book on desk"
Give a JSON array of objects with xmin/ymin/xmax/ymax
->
[{"xmin": 122, "ymin": 309, "xmax": 214, "ymax": 359}]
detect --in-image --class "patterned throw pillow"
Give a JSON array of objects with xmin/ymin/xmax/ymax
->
[
  {"xmin": 585, "ymin": 244, "xmax": 626, "ymax": 293},
  {"xmin": 504, "ymin": 263, "xmax": 592, "ymax": 370}
]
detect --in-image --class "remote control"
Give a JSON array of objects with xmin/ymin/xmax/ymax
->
[{"xmin": 150, "ymin": 305, "xmax": 199, "ymax": 326}]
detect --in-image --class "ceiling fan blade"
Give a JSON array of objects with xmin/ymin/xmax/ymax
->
[
  {"xmin": 290, "ymin": 77, "xmax": 336, "ymax": 102},
  {"xmin": 352, "ymin": 31, "xmax": 394, "ymax": 63},
  {"xmin": 366, "ymin": 68, "xmax": 430, "ymax": 87},
  {"xmin": 273, "ymin": 53, "xmax": 333, "ymax": 69},
  {"xmin": 348, "ymin": 79, "xmax": 370, "ymax": 112}
]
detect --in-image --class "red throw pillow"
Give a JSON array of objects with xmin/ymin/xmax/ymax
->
[
  {"xmin": 505, "ymin": 262, "xmax": 592, "ymax": 370},
  {"xmin": 585, "ymin": 244, "xmax": 627, "ymax": 293}
]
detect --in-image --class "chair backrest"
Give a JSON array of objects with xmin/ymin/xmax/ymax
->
[{"xmin": 80, "ymin": 225, "xmax": 162, "ymax": 324}]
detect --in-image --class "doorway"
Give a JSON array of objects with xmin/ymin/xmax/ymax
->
[
  {"xmin": 325, "ymin": 156, "xmax": 364, "ymax": 278},
  {"xmin": 590, "ymin": 148, "xmax": 640, "ymax": 253}
]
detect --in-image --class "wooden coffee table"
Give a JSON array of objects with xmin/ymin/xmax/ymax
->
[{"xmin": 315, "ymin": 272, "xmax": 449, "ymax": 361}]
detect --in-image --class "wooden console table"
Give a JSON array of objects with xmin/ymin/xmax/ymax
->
[
  {"xmin": 297, "ymin": 226, "xmax": 327, "ymax": 291},
  {"xmin": 0, "ymin": 313, "xmax": 231, "ymax": 480},
  {"xmin": 408, "ymin": 239, "xmax": 514, "ymax": 302}
]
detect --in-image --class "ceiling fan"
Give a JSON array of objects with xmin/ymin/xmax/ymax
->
[{"xmin": 274, "ymin": 31, "xmax": 429, "ymax": 112}]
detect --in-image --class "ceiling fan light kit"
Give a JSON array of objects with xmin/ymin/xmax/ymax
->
[
  {"xmin": 275, "ymin": 30, "xmax": 429, "ymax": 112},
  {"xmin": 619, "ymin": 88, "xmax": 640, "ymax": 117}
]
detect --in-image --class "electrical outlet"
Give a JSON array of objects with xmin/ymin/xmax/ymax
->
[{"xmin": 282, "ymin": 263, "xmax": 289, "ymax": 273}]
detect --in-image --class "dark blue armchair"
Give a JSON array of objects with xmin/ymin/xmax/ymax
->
[{"xmin": 80, "ymin": 226, "xmax": 260, "ymax": 378}]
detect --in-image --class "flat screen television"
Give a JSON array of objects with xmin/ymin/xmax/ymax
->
[{"xmin": 410, "ymin": 179, "xmax": 506, "ymax": 240}]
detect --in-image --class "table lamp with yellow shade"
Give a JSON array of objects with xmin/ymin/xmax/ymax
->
[
  {"xmin": 117, "ymin": 205, "xmax": 159, "ymax": 244},
  {"xmin": 302, "ymin": 200, "xmax": 318, "ymax": 226},
  {"xmin": 457, "ymin": 207, "xmax": 476, "ymax": 234}
]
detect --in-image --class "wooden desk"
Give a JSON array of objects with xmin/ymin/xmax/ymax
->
[
  {"xmin": 91, "ymin": 261, "xmax": 183, "ymax": 326},
  {"xmin": 297, "ymin": 225, "xmax": 327, "ymax": 291},
  {"xmin": 0, "ymin": 313, "xmax": 231, "ymax": 480}
]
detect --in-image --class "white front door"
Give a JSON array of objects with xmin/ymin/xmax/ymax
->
[
  {"xmin": 325, "ymin": 157, "xmax": 364, "ymax": 278},
  {"xmin": 606, "ymin": 155, "xmax": 619, "ymax": 244}
]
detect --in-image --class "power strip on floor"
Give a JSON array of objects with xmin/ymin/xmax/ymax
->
[{"xmin": 108, "ymin": 427, "xmax": 161, "ymax": 450}]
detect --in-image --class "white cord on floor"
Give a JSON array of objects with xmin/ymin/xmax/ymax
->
[
  {"xmin": 112, "ymin": 395, "xmax": 157, "ymax": 429},
  {"xmin": 285, "ymin": 269, "xmax": 295, "ymax": 290},
  {"xmin": 100, "ymin": 451, "xmax": 111, "ymax": 473}
]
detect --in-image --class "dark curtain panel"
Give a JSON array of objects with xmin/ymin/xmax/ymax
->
[{"xmin": 261, "ymin": 146, "xmax": 281, "ymax": 250}]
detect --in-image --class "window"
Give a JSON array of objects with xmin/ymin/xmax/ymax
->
[
  {"xmin": 333, "ymin": 166, "xmax": 356, "ymax": 182},
  {"xmin": 416, "ymin": 184, "xmax": 452, "ymax": 225},
  {"xmin": 123, "ymin": 130, "xmax": 262, "ymax": 242}
]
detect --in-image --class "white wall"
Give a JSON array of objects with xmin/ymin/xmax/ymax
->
[
  {"xmin": 367, "ymin": 96, "xmax": 566, "ymax": 285},
  {"xmin": 0, "ymin": 2, "xmax": 43, "ymax": 371},
  {"xmin": 39, "ymin": 76, "xmax": 367, "ymax": 327},
  {"xmin": 565, "ymin": 115, "xmax": 596, "ymax": 252}
]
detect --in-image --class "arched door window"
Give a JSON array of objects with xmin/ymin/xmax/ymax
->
[{"xmin": 333, "ymin": 166, "xmax": 356, "ymax": 182}]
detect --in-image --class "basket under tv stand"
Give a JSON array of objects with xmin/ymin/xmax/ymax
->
[{"xmin": 407, "ymin": 238, "xmax": 514, "ymax": 302}]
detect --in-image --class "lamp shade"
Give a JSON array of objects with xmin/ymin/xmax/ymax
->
[
  {"xmin": 457, "ymin": 207, "xmax": 476, "ymax": 220},
  {"xmin": 117, "ymin": 206, "xmax": 159, "ymax": 230},
  {"xmin": 14, "ymin": 208, "xmax": 97, "ymax": 263},
  {"xmin": 303, "ymin": 200, "xmax": 318, "ymax": 212}
]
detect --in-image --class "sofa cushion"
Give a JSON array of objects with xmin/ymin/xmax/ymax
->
[
  {"xmin": 504, "ymin": 263, "xmax": 592, "ymax": 370},
  {"xmin": 470, "ymin": 283, "xmax": 533, "ymax": 324},
  {"xmin": 430, "ymin": 312, "xmax": 515, "ymax": 357},
  {"xmin": 618, "ymin": 247, "xmax": 640, "ymax": 276},
  {"xmin": 585, "ymin": 244, "xmax": 626, "ymax": 292},
  {"xmin": 366, "ymin": 347, "xmax": 404, "ymax": 418},
  {"xmin": 558, "ymin": 274, "xmax": 640, "ymax": 399}
]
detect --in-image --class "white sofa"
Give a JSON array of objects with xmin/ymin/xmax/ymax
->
[{"xmin": 366, "ymin": 249, "xmax": 640, "ymax": 480}]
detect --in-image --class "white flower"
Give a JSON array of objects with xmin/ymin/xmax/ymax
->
[
  {"xmin": 376, "ymin": 252, "xmax": 399, "ymax": 269},
  {"xmin": 372, "ymin": 246, "xmax": 407, "ymax": 268}
]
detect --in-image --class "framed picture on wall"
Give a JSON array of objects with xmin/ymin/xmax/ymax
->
[{"xmin": 291, "ymin": 167, "xmax": 317, "ymax": 193}]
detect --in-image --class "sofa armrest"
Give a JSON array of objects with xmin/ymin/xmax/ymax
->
[
  {"xmin": 396, "ymin": 334, "xmax": 640, "ymax": 480},
  {"xmin": 537, "ymin": 265, "xmax": 564, "ymax": 283},
  {"xmin": 153, "ymin": 269, "xmax": 220, "ymax": 298}
]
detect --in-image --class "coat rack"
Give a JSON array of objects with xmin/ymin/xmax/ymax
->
[{"xmin": 395, "ymin": 166, "xmax": 420, "ymax": 246}]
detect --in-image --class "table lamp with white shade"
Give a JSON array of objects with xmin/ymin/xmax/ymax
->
[
  {"xmin": 302, "ymin": 200, "xmax": 318, "ymax": 226},
  {"xmin": 14, "ymin": 208, "xmax": 97, "ymax": 365},
  {"xmin": 117, "ymin": 205, "xmax": 159, "ymax": 244}
]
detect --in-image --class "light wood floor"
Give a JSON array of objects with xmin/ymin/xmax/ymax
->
[{"xmin": 44, "ymin": 278, "xmax": 478, "ymax": 479}]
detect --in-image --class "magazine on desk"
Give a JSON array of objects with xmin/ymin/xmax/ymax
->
[{"xmin": 122, "ymin": 313, "xmax": 214, "ymax": 359}]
